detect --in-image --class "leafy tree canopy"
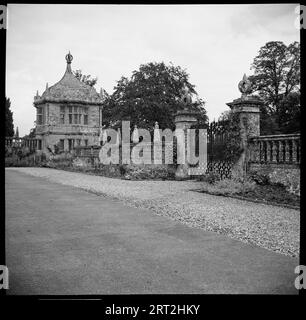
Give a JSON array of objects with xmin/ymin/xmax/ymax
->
[
  {"xmin": 103, "ymin": 62, "xmax": 208, "ymax": 131},
  {"xmin": 24, "ymin": 127, "xmax": 36, "ymax": 139},
  {"xmin": 249, "ymin": 41, "xmax": 300, "ymax": 134},
  {"xmin": 250, "ymin": 41, "xmax": 300, "ymax": 111},
  {"xmin": 277, "ymin": 91, "xmax": 300, "ymax": 133},
  {"xmin": 73, "ymin": 69, "xmax": 98, "ymax": 87}
]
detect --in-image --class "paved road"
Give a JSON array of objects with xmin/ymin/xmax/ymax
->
[{"xmin": 5, "ymin": 170, "xmax": 298, "ymax": 294}]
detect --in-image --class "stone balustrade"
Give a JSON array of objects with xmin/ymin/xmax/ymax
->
[
  {"xmin": 5, "ymin": 137, "xmax": 40, "ymax": 151},
  {"xmin": 248, "ymin": 134, "xmax": 300, "ymax": 165}
]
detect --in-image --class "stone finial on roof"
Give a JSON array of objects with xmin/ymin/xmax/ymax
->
[
  {"xmin": 100, "ymin": 88, "xmax": 104, "ymax": 98},
  {"xmin": 100, "ymin": 88, "xmax": 108, "ymax": 101},
  {"xmin": 65, "ymin": 51, "xmax": 73, "ymax": 64},
  {"xmin": 65, "ymin": 51, "xmax": 73, "ymax": 74},
  {"xmin": 238, "ymin": 74, "xmax": 252, "ymax": 97},
  {"xmin": 181, "ymin": 85, "xmax": 192, "ymax": 105}
]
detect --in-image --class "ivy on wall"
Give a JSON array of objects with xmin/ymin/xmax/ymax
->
[
  {"xmin": 222, "ymin": 111, "xmax": 244, "ymax": 163},
  {"xmin": 189, "ymin": 111, "xmax": 243, "ymax": 165}
]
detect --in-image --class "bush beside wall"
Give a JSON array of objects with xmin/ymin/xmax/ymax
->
[
  {"xmin": 5, "ymin": 153, "xmax": 47, "ymax": 167},
  {"xmin": 41, "ymin": 154, "xmax": 176, "ymax": 180},
  {"xmin": 249, "ymin": 163, "xmax": 300, "ymax": 196},
  {"xmin": 122, "ymin": 164, "xmax": 176, "ymax": 180}
]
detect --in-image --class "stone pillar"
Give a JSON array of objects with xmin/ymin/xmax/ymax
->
[
  {"xmin": 226, "ymin": 75, "xmax": 262, "ymax": 175},
  {"xmin": 174, "ymin": 109, "xmax": 198, "ymax": 179}
]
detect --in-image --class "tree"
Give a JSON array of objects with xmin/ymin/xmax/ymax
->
[
  {"xmin": 29, "ymin": 127, "xmax": 36, "ymax": 138},
  {"xmin": 250, "ymin": 41, "xmax": 300, "ymax": 134},
  {"xmin": 218, "ymin": 110, "xmax": 231, "ymax": 122},
  {"xmin": 277, "ymin": 91, "xmax": 300, "ymax": 133},
  {"xmin": 5, "ymin": 97, "xmax": 14, "ymax": 137},
  {"xmin": 23, "ymin": 127, "xmax": 36, "ymax": 139},
  {"xmin": 258, "ymin": 101, "xmax": 282, "ymax": 135},
  {"xmin": 15, "ymin": 127, "xmax": 19, "ymax": 138},
  {"xmin": 73, "ymin": 69, "xmax": 98, "ymax": 87},
  {"xmin": 103, "ymin": 62, "xmax": 208, "ymax": 131}
]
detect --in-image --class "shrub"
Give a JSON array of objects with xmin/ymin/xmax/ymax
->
[
  {"xmin": 92, "ymin": 164, "xmax": 122, "ymax": 178},
  {"xmin": 5, "ymin": 146, "xmax": 13, "ymax": 157},
  {"xmin": 201, "ymin": 178, "xmax": 256, "ymax": 196},
  {"xmin": 72, "ymin": 157, "xmax": 90, "ymax": 169},
  {"xmin": 123, "ymin": 164, "xmax": 176, "ymax": 180},
  {"xmin": 248, "ymin": 168, "xmax": 300, "ymax": 196},
  {"xmin": 5, "ymin": 153, "xmax": 47, "ymax": 167},
  {"xmin": 268, "ymin": 168, "xmax": 300, "ymax": 196},
  {"xmin": 5, "ymin": 154, "xmax": 19, "ymax": 167},
  {"xmin": 198, "ymin": 172, "xmax": 221, "ymax": 184},
  {"xmin": 248, "ymin": 171, "xmax": 270, "ymax": 185},
  {"xmin": 46, "ymin": 152, "xmax": 73, "ymax": 169},
  {"xmin": 119, "ymin": 164, "xmax": 127, "ymax": 175},
  {"xmin": 50, "ymin": 152, "xmax": 73, "ymax": 162}
]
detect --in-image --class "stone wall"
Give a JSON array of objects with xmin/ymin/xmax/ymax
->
[
  {"xmin": 247, "ymin": 134, "xmax": 300, "ymax": 194},
  {"xmin": 35, "ymin": 102, "xmax": 100, "ymax": 152},
  {"xmin": 74, "ymin": 141, "xmax": 176, "ymax": 165},
  {"xmin": 249, "ymin": 163, "xmax": 300, "ymax": 195}
]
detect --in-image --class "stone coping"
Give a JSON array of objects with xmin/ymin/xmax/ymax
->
[
  {"xmin": 249, "ymin": 133, "xmax": 300, "ymax": 141},
  {"xmin": 34, "ymin": 98, "xmax": 104, "ymax": 105},
  {"xmin": 227, "ymin": 96, "xmax": 263, "ymax": 104}
]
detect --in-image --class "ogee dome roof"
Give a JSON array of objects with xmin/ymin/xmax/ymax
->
[{"xmin": 34, "ymin": 52, "xmax": 104, "ymax": 106}]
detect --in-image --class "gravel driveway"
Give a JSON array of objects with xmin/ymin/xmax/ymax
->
[{"xmin": 6, "ymin": 167, "xmax": 300, "ymax": 257}]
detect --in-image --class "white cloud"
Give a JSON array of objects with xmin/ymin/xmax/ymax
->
[{"xmin": 6, "ymin": 4, "xmax": 300, "ymax": 136}]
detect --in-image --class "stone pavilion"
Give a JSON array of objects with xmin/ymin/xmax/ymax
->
[{"xmin": 34, "ymin": 52, "xmax": 104, "ymax": 153}]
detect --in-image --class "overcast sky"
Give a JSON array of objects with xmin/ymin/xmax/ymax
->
[{"xmin": 6, "ymin": 4, "xmax": 300, "ymax": 136}]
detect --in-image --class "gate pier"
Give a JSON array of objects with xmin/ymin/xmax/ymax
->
[
  {"xmin": 226, "ymin": 74, "xmax": 263, "ymax": 175},
  {"xmin": 174, "ymin": 108, "xmax": 199, "ymax": 179}
]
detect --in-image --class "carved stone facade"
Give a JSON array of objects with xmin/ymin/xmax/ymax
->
[{"xmin": 34, "ymin": 52, "xmax": 104, "ymax": 153}]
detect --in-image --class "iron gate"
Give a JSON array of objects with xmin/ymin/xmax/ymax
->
[{"xmin": 206, "ymin": 120, "xmax": 232, "ymax": 179}]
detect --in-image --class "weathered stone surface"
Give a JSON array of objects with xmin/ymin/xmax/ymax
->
[
  {"xmin": 174, "ymin": 109, "xmax": 199, "ymax": 179},
  {"xmin": 226, "ymin": 95, "xmax": 262, "ymax": 176},
  {"xmin": 34, "ymin": 53, "xmax": 104, "ymax": 153},
  {"xmin": 34, "ymin": 53, "xmax": 103, "ymax": 106}
]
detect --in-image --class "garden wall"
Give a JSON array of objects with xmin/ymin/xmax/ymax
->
[{"xmin": 247, "ymin": 134, "xmax": 300, "ymax": 195}]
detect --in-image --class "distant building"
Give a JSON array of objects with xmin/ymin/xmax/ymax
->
[{"xmin": 34, "ymin": 52, "xmax": 104, "ymax": 152}]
